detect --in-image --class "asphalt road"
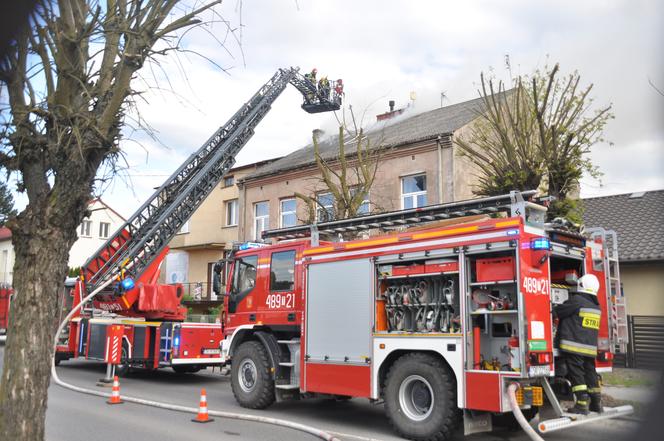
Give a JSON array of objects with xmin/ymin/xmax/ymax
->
[{"xmin": 0, "ymin": 345, "xmax": 642, "ymax": 441}]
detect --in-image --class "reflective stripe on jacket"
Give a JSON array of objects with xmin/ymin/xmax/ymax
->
[{"xmin": 555, "ymin": 292, "xmax": 601, "ymax": 358}]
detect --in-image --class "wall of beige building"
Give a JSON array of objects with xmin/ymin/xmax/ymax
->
[
  {"xmin": 620, "ymin": 262, "xmax": 664, "ymax": 316},
  {"xmin": 238, "ymin": 135, "xmax": 482, "ymax": 241}
]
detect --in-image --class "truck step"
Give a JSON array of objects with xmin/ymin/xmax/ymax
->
[
  {"xmin": 275, "ymin": 384, "xmax": 300, "ymax": 390},
  {"xmin": 538, "ymin": 405, "xmax": 633, "ymax": 433},
  {"xmin": 277, "ymin": 340, "xmax": 300, "ymax": 345},
  {"xmin": 279, "ymin": 362, "xmax": 295, "ymax": 367}
]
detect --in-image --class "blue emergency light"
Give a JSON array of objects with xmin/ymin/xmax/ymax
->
[
  {"xmin": 239, "ymin": 242, "xmax": 267, "ymax": 250},
  {"xmin": 531, "ymin": 237, "xmax": 551, "ymax": 250},
  {"xmin": 120, "ymin": 277, "xmax": 135, "ymax": 291},
  {"xmin": 174, "ymin": 336, "xmax": 180, "ymax": 347}
]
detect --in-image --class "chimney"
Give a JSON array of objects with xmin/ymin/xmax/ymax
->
[{"xmin": 376, "ymin": 100, "xmax": 407, "ymax": 122}]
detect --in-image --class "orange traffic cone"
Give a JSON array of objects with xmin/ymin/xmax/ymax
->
[
  {"xmin": 107, "ymin": 376, "xmax": 123, "ymax": 405},
  {"xmin": 192, "ymin": 388, "xmax": 214, "ymax": 423}
]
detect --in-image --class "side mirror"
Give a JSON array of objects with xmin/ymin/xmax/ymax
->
[{"xmin": 212, "ymin": 262, "xmax": 222, "ymax": 296}]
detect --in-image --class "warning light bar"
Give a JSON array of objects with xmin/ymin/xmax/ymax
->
[
  {"xmin": 531, "ymin": 238, "xmax": 551, "ymax": 250},
  {"xmin": 238, "ymin": 242, "xmax": 268, "ymax": 251}
]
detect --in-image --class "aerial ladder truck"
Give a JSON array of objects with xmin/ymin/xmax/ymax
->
[
  {"xmin": 218, "ymin": 191, "xmax": 632, "ymax": 439},
  {"xmin": 54, "ymin": 67, "xmax": 342, "ymax": 375}
]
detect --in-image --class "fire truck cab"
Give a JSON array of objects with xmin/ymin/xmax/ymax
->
[{"xmin": 220, "ymin": 192, "xmax": 631, "ymax": 440}]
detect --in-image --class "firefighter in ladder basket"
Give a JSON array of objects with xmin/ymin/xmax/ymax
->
[{"xmin": 554, "ymin": 274, "xmax": 603, "ymax": 415}]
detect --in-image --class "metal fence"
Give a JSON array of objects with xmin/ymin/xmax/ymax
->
[{"xmin": 615, "ymin": 315, "xmax": 664, "ymax": 369}]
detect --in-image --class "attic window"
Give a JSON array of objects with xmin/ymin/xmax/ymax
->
[{"xmin": 629, "ymin": 191, "xmax": 646, "ymax": 199}]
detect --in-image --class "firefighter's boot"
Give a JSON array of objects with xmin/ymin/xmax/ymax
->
[
  {"xmin": 589, "ymin": 389, "xmax": 604, "ymax": 413},
  {"xmin": 568, "ymin": 386, "xmax": 590, "ymax": 415}
]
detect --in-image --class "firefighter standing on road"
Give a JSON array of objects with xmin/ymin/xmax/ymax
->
[{"xmin": 554, "ymin": 274, "xmax": 603, "ymax": 415}]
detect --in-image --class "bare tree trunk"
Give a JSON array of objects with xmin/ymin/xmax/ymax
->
[{"xmin": 0, "ymin": 205, "xmax": 76, "ymax": 440}]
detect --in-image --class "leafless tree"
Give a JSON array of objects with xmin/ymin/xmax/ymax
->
[
  {"xmin": 295, "ymin": 113, "xmax": 383, "ymax": 239},
  {"xmin": 456, "ymin": 63, "xmax": 613, "ymax": 221},
  {"xmin": 0, "ymin": 1, "xmax": 235, "ymax": 439}
]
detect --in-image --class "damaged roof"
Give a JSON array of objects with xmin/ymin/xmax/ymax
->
[
  {"xmin": 583, "ymin": 189, "xmax": 664, "ymax": 262},
  {"xmin": 245, "ymin": 94, "xmax": 490, "ymax": 181}
]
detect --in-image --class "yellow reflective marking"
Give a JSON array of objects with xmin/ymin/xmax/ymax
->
[
  {"xmin": 582, "ymin": 316, "xmax": 600, "ymax": 330},
  {"xmin": 121, "ymin": 295, "xmax": 130, "ymax": 309},
  {"xmin": 496, "ymin": 219, "xmax": 520, "ymax": 228},
  {"xmin": 412, "ymin": 225, "xmax": 479, "ymax": 240},
  {"xmin": 560, "ymin": 343, "xmax": 597, "ymax": 356},
  {"xmin": 303, "ymin": 246, "xmax": 335, "ymax": 255},
  {"xmin": 345, "ymin": 237, "xmax": 398, "ymax": 249},
  {"xmin": 258, "ymin": 258, "xmax": 270, "ymax": 264}
]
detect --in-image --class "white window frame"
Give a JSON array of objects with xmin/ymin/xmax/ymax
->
[
  {"xmin": 280, "ymin": 198, "xmax": 297, "ymax": 228},
  {"xmin": 254, "ymin": 201, "xmax": 269, "ymax": 240},
  {"xmin": 401, "ymin": 173, "xmax": 427, "ymax": 209},
  {"xmin": 351, "ymin": 187, "xmax": 370, "ymax": 215},
  {"xmin": 225, "ymin": 199, "xmax": 238, "ymax": 226},
  {"xmin": 99, "ymin": 222, "xmax": 110, "ymax": 239},
  {"xmin": 80, "ymin": 220, "xmax": 92, "ymax": 237},
  {"xmin": 177, "ymin": 220, "xmax": 190, "ymax": 234},
  {"xmin": 316, "ymin": 192, "xmax": 335, "ymax": 222}
]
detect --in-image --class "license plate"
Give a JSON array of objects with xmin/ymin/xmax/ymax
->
[{"xmin": 202, "ymin": 348, "xmax": 221, "ymax": 355}]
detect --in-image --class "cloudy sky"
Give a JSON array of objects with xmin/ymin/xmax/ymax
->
[{"xmin": 99, "ymin": 0, "xmax": 662, "ymax": 217}]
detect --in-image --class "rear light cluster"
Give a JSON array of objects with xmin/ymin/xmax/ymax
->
[
  {"xmin": 529, "ymin": 351, "xmax": 552, "ymax": 366},
  {"xmin": 598, "ymin": 351, "xmax": 614, "ymax": 362},
  {"xmin": 516, "ymin": 386, "xmax": 544, "ymax": 406}
]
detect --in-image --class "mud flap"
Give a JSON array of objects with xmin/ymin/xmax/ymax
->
[{"xmin": 463, "ymin": 410, "xmax": 492, "ymax": 435}]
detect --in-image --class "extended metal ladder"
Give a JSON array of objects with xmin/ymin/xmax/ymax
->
[
  {"xmin": 82, "ymin": 67, "xmax": 341, "ymax": 294},
  {"xmin": 262, "ymin": 190, "xmax": 540, "ymax": 243},
  {"xmin": 586, "ymin": 228, "xmax": 629, "ymax": 353}
]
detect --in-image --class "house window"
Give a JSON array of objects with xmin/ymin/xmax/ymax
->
[
  {"xmin": 99, "ymin": 222, "xmax": 110, "ymax": 239},
  {"xmin": 223, "ymin": 176, "xmax": 235, "ymax": 187},
  {"xmin": 401, "ymin": 174, "xmax": 427, "ymax": 209},
  {"xmin": 80, "ymin": 220, "xmax": 92, "ymax": 237},
  {"xmin": 254, "ymin": 201, "xmax": 269, "ymax": 240},
  {"xmin": 225, "ymin": 199, "xmax": 238, "ymax": 226},
  {"xmin": 178, "ymin": 220, "xmax": 190, "ymax": 234},
  {"xmin": 280, "ymin": 199, "xmax": 297, "ymax": 228},
  {"xmin": 316, "ymin": 192, "xmax": 335, "ymax": 222},
  {"xmin": 351, "ymin": 188, "xmax": 370, "ymax": 215}
]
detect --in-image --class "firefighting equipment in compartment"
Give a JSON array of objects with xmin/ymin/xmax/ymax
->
[
  {"xmin": 384, "ymin": 277, "xmax": 458, "ymax": 333},
  {"xmin": 471, "ymin": 289, "xmax": 491, "ymax": 309},
  {"xmin": 577, "ymin": 274, "xmax": 600, "ymax": 296}
]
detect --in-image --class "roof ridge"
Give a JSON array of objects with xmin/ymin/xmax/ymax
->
[{"xmin": 583, "ymin": 189, "xmax": 664, "ymax": 200}]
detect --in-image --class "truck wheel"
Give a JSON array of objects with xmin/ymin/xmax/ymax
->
[
  {"xmin": 231, "ymin": 341, "xmax": 275, "ymax": 409},
  {"xmin": 384, "ymin": 353, "xmax": 460, "ymax": 441},
  {"xmin": 115, "ymin": 344, "xmax": 130, "ymax": 377}
]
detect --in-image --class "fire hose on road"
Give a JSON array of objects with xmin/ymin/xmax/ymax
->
[{"xmin": 51, "ymin": 278, "xmax": 340, "ymax": 441}]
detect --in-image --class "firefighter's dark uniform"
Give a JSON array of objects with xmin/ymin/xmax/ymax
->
[{"xmin": 555, "ymin": 291, "xmax": 602, "ymax": 413}]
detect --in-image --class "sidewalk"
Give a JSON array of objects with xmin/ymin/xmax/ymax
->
[{"xmin": 603, "ymin": 385, "xmax": 658, "ymax": 404}]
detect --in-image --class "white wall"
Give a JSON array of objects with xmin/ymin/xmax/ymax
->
[
  {"xmin": 68, "ymin": 199, "xmax": 125, "ymax": 268},
  {"xmin": 0, "ymin": 239, "xmax": 15, "ymax": 285}
]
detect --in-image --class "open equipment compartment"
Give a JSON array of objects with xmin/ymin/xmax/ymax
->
[
  {"xmin": 375, "ymin": 253, "xmax": 462, "ymax": 335},
  {"xmin": 464, "ymin": 241, "xmax": 522, "ymax": 372}
]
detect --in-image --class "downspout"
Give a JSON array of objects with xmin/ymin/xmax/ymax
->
[{"xmin": 437, "ymin": 135, "xmax": 443, "ymax": 204}]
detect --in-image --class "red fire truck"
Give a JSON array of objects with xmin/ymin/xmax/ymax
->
[
  {"xmin": 219, "ymin": 191, "xmax": 631, "ymax": 439},
  {"xmin": 0, "ymin": 285, "xmax": 11, "ymax": 338},
  {"xmin": 53, "ymin": 67, "xmax": 341, "ymax": 375}
]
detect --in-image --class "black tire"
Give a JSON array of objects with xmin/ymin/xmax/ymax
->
[
  {"xmin": 492, "ymin": 407, "xmax": 539, "ymax": 431},
  {"xmin": 114, "ymin": 344, "xmax": 130, "ymax": 377},
  {"xmin": 384, "ymin": 353, "xmax": 460, "ymax": 441},
  {"xmin": 230, "ymin": 341, "xmax": 275, "ymax": 409}
]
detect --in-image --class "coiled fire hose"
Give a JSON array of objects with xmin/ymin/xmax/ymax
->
[
  {"xmin": 507, "ymin": 383, "xmax": 545, "ymax": 441},
  {"xmin": 51, "ymin": 278, "xmax": 340, "ymax": 441}
]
